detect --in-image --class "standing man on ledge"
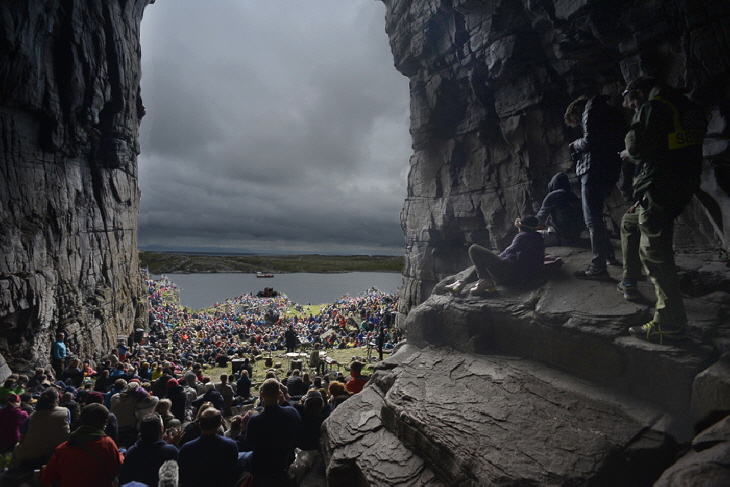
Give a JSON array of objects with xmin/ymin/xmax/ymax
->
[
  {"xmin": 619, "ymin": 77, "xmax": 706, "ymax": 343},
  {"xmin": 51, "ymin": 332, "xmax": 67, "ymax": 380}
]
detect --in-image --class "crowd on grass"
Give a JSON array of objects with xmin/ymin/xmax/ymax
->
[{"xmin": 0, "ymin": 273, "xmax": 402, "ymax": 486}]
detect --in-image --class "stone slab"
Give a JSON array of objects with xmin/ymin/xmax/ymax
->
[{"xmin": 323, "ymin": 345, "xmax": 673, "ymax": 485}]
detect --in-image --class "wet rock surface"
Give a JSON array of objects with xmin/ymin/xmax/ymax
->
[{"xmin": 324, "ymin": 344, "xmax": 673, "ymax": 485}]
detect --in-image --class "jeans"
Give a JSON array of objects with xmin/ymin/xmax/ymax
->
[
  {"xmin": 581, "ymin": 172, "xmax": 616, "ymax": 270},
  {"xmin": 460, "ymin": 244, "xmax": 517, "ymax": 284}
]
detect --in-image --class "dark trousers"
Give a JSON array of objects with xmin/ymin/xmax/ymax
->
[
  {"xmin": 461, "ymin": 244, "xmax": 517, "ymax": 284},
  {"xmin": 581, "ymin": 172, "xmax": 616, "ymax": 270}
]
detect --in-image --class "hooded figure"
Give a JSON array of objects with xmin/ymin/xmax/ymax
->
[{"xmin": 536, "ymin": 172, "xmax": 585, "ymax": 244}]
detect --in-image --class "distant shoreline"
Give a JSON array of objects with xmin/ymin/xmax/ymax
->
[{"xmin": 139, "ymin": 250, "xmax": 404, "ymax": 275}]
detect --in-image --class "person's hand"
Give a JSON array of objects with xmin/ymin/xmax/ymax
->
[
  {"xmin": 627, "ymin": 201, "xmax": 640, "ymax": 214},
  {"xmin": 619, "ymin": 149, "xmax": 630, "ymax": 162},
  {"xmin": 163, "ymin": 427, "xmax": 184, "ymax": 446}
]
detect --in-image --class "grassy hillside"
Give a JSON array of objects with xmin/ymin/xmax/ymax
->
[{"xmin": 139, "ymin": 251, "xmax": 404, "ymax": 274}]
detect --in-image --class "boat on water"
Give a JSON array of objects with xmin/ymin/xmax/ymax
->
[{"xmin": 256, "ymin": 272, "xmax": 274, "ymax": 278}]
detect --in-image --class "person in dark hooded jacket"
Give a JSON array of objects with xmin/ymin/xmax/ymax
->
[
  {"xmin": 152, "ymin": 369, "xmax": 174, "ymax": 399},
  {"xmin": 191, "ymin": 383, "xmax": 225, "ymax": 414},
  {"xmin": 536, "ymin": 172, "xmax": 584, "ymax": 245},
  {"xmin": 165, "ymin": 379, "xmax": 188, "ymax": 422}
]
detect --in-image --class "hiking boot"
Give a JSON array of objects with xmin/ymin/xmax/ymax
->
[
  {"xmin": 616, "ymin": 281, "xmax": 640, "ymax": 301},
  {"xmin": 445, "ymin": 280, "xmax": 466, "ymax": 295},
  {"xmin": 574, "ymin": 266, "xmax": 609, "ymax": 279},
  {"xmin": 628, "ymin": 320, "xmax": 685, "ymax": 345},
  {"xmin": 469, "ymin": 279, "xmax": 497, "ymax": 296}
]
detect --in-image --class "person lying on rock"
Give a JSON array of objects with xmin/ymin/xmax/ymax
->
[{"xmin": 445, "ymin": 216, "xmax": 545, "ymax": 296}]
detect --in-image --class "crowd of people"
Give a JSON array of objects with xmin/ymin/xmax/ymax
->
[{"xmin": 0, "ymin": 274, "xmax": 401, "ymax": 486}]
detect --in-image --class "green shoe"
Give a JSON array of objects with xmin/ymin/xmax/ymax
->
[{"xmin": 628, "ymin": 321, "xmax": 685, "ymax": 345}]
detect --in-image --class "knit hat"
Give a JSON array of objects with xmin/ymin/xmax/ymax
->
[
  {"xmin": 304, "ymin": 390, "xmax": 323, "ymax": 406},
  {"xmin": 167, "ymin": 378, "xmax": 178, "ymax": 388},
  {"xmin": 6, "ymin": 393, "xmax": 21, "ymax": 405},
  {"xmin": 85, "ymin": 391, "xmax": 104, "ymax": 405}
]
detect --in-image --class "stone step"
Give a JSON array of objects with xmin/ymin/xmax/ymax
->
[
  {"xmin": 322, "ymin": 344, "xmax": 680, "ymax": 485},
  {"xmin": 407, "ymin": 246, "xmax": 725, "ymax": 426}
]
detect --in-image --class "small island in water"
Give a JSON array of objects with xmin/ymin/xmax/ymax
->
[{"xmin": 138, "ymin": 250, "xmax": 404, "ymax": 274}]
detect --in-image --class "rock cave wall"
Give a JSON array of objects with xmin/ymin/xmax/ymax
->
[
  {"xmin": 386, "ymin": 0, "xmax": 730, "ymax": 318},
  {"xmin": 0, "ymin": 0, "xmax": 151, "ymax": 375}
]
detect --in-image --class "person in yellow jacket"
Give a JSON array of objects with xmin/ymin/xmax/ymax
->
[{"xmin": 619, "ymin": 77, "xmax": 706, "ymax": 343}]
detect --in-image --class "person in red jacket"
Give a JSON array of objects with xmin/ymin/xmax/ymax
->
[
  {"xmin": 41, "ymin": 403, "xmax": 123, "ymax": 487},
  {"xmin": 345, "ymin": 361, "xmax": 369, "ymax": 395}
]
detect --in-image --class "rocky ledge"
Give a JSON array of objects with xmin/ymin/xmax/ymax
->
[{"xmin": 322, "ymin": 246, "xmax": 730, "ymax": 485}]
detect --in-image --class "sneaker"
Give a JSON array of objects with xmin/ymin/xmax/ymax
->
[
  {"xmin": 469, "ymin": 279, "xmax": 497, "ymax": 296},
  {"xmin": 606, "ymin": 257, "xmax": 620, "ymax": 266},
  {"xmin": 628, "ymin": 320, "xmax": 685, "ymax": 345},
  {"xmin": 616, "ymin": 282, "xmax": 640, "ymax": 301},
  {"xmin": 445, "ymin": 280, "xmax": 465, "ymax": 295},
  {"xmin": 574, "ymin": 267, "xmax": 609, "ymax": 279}
]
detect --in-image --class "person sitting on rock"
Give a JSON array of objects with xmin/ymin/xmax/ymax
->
[
  {"xmin": 445, "ymin": 216, "xmax": 546, "ymax": 296},
  {"xmin": 536, "ymin": 172, "xmax": 585, "ymax": 246},
  {"xmin": 345, "ymin": 361, "xmax": 369, "ymax": 395}
]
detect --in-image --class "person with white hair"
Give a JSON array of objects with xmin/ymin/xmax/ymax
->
[{"xmin": 110, "ymin": 380, "xmax": 143, "ymax": 448}]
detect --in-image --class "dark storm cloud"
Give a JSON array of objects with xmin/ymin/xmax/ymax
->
[{"xmin": 137, "ymin": 0, "xmax": 411, "ymax": 254}]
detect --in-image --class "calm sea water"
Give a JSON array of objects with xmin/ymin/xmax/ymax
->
[{"xmin": 154, "ymin": 272, "xmax": 403, "ymax": 310}]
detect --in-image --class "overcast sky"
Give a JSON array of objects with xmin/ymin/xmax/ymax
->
[{"xmin": 137, "ymin": 0, "xmax": 411, "ymax": 255}]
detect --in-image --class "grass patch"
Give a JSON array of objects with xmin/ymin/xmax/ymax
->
[{"xmin": 204, "ymin": 346, "xmax": 381, "ymax": 384}]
